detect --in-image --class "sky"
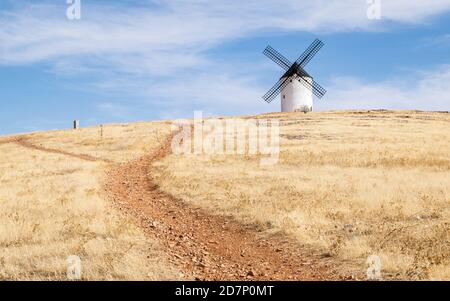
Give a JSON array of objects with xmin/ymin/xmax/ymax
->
[{"xmin": 0, "ymin": 0, "xmax": 449, "ymax": 135}]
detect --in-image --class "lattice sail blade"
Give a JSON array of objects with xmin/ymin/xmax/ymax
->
[
  {"xmin": 312, "ymin": 80, "xmax": 327, "ymax": 99},
  {"xmin": 263, "ymin": 45, "xmax": 292, "ymax": 70},
  {"xmin": 299, "ymin": 41, "xmax": 323, "ymax": 68},
  {"xmin": 261, "ymin": 39, "xmax": 326, "ymax": 103},
  {"xmin": 295, "ymin": 39, "xmax": 324, "ymax": 68},
  {"xmin": 293, "ymin": 39, "xmax": 320, "ymax": 66},
  {"xmin": 295, "ymin": 68, "xmax": 327, "ymax": 99},
  {"xmin": 296, "ymin": 76, "xmax": 326, "ymax": 99},
  {"xmin": 262, "ymin": 76, "xmax": 292, "ymax": 103}
]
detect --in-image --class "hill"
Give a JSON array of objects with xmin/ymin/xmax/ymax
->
[{"xmin": 0, "ymin": 110, "xmax": 448, "ymax": 280}]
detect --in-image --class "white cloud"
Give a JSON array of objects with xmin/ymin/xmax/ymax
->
[
  {"xmin": 1, "ymin": 0, "xmax": 450, "ymax": 69},
  {"xmin": 149, "ymin": 73, "xmax": 271, "ymax": 113},
  {"xmin": 420, "ymin": 34, "xmax": 450, "ymax": 48},
  {"xmin": 93, "ymin": 64, "xmax": 450, "ymax": 120},
  {"xmin": 97, "ymin": 102, "xmax": 132, "ymax": 118},
  {"xmin": 0, "ymin": 0, "xmax": 450, "ymax": 121},
  {"xmin": 380, "ymin": 0, "xmax": 450, "ymax": 22},
  {"xmin": 318, "ymin": 65, "xmax": 450, "ymax": 111}
]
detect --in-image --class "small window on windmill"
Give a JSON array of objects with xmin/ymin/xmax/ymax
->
[{"xmin": 283, "ymin": 95, "xmax": 286, "ymax": 99}]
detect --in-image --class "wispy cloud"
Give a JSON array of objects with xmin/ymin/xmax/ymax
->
[
  {"xmin": 1, "ymin": 0, "xmax": 450, "ymax": 122},
  {"xmin": 420, "ymin": 34, "xmax": 450, "ymax": 48},
  {"xmin": 2, "ymin": 1, "xmax": 450, "ymax": 69},
  {"xmin": 97, "ymin": 102, "xmax": 133, "ymax": 118},
  {"xmin": 320, "ymin": 65, "xmax": 450, "ymax": 111}
]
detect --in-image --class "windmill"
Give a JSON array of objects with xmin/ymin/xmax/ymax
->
[{"xmin": 262, "ymin": 39, "xmax": 326, "ymax": 113}]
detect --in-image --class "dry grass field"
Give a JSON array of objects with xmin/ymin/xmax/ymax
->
[
  {"xmin": 0, "ymin": 110, "xmax": 448, "ymax": 280},
  {"xmin": 152, "ymin": 110, "xmax": 450, "ymax": 280},
  {"xmin": 0, "ymin": 121, "xmax": 181, "ymax": 280}
]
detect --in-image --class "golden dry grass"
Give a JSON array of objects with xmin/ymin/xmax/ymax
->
[
  {"xmin": 1, "ymin": 111, "xmax": 448, "ymax": 280},
  {"xmin": 23, "ymin": 121, "xmax": 172, "ymax": 163},
  {"xmin": 0, "ymin": 121, "xmax": 181, "ymax": 280},
  {"xmin": 152, "ymin": 110, "xmax": 450, "ymax": 280}
]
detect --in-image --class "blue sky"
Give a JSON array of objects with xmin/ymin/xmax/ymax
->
[{"xmin": 1, "ymin": 0, "xmax": 450, "ymax": 135}]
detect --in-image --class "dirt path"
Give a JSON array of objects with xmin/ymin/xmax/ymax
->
[
  {"xmin": 5, "ymin": 133, "xmax": 348, "ymax": 280},
  {"xmin": 14, "ymin": 137, "xmax": 113, "ymax": 163},
  {"xmin": 0, "ymin": 138, "xmax": 18, "ymax": 145},
  {"xmin": 104, "ymin": 131, "xmax": 346, "ymax": 280}
]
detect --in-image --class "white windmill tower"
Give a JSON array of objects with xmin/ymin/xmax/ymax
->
[
  {"xmin": 262, "ymin": 40, "xmax": 326, "ymax": 112},
  {"xmin": 280, "ymin": 74, "xmax": 313, "ymax": 112}
]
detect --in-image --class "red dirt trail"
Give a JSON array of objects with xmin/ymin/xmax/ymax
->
[
  {"xmin": 103, "ymin": 131, "xmax": 344, "ymax": 280},
  {"xmin": 4, "ymin": 134, "xmax": 352, "ymax": 280},
  {"xmin": 14, "ymin": 137, "xmax": 113, "ymax": 163}
]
